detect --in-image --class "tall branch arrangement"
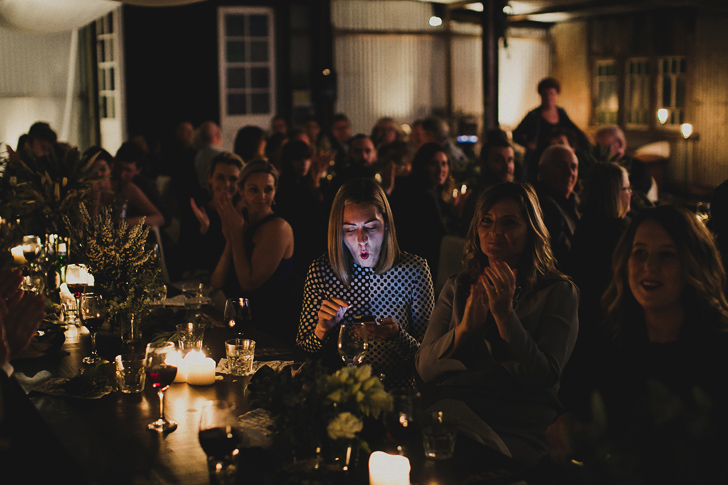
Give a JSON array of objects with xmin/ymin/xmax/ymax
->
[
  {"xmin": 64, "ymin": 204, "xmax": 163, "ymax": 320},
  {"xmin": 1, "ymin": 145, "xmax": 99, "ymax": 236}
]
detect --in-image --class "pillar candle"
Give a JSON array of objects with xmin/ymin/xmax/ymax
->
[
  {"xmin": 11, "ymin": 246, "xmax": 25, "ymax": 265},
  {"xmin": 184, "ymin": 351, "xmax": 216, "ymax": 386},
  {"xmin": 368, "ymin": 451, "xmax": 410, "ymax": 485},
  {"xmin": 168, "ymin": 351, "xmax": 186, "ymax": 383}
]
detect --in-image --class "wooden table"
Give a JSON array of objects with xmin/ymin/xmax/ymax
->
[
  {"xmin": 12, "ymin": 306, "xmax": 526, "ymax": 485},
  {"xmin": 13, "ymin": 305, "xmax": 301, "ymax": 485}
]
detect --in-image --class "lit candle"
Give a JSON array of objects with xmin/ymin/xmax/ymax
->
[
  {"xmin": 168, "ymin": 351, "xmax": 186, "ymax": 383},
  {"xmin": 369, "ymin": 451, "xmax": 410, "ymax": 485},
  {"xmin": 184, "ymin": 351, "xmax": 216, "ymax": 386},
  {"xmin": 11, "ymin": 246, "xmax": 25, "ymax": 265}
]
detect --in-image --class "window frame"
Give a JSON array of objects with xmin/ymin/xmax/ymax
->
[{"xmin": 218, "ymin": 6, "xmax": 276, "ymax": 150}]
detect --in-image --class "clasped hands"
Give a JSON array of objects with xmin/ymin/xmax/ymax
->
[
  {"xmin": 217, "ymin": 195, "xmax": 246, "ymax": 241},
  {"xmin": 463, "ymin": 261, "xmax": 517, "ymax": 334},
  {"xmin": 315, "ymin": 296, "xmax": 399, "ymax": 342}
]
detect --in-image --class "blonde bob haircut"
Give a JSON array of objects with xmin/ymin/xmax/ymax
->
[
  {"xmin": 463, "ymin": 182, "xmax": 565, "ymax": 291},
  {"xmin": 236, "ymin": 158, "xmax": 279, "ymax": 190},
  {"xmin": 602, "ymin": 204, "xmax": 728, "ymax": 344},
  {"xmin": 328, "ymin": 178, "xmax": 400, "ymax": 286}
]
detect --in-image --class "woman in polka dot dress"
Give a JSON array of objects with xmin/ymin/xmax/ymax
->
[{"xmin": 296, "ymin": 178, "xmax": 435, "ymax": 390}]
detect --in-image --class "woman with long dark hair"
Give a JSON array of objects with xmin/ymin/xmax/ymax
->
[{"xmin": 416, "ymin": 182, "xmax": 579, "ymax": 468}]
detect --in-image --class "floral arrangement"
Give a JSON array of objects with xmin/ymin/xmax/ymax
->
[
  {"xmin": 251, "ymin": 362, "xmax": 393, "ymax": 461},
  {"xmin": 64, "ymin": 204, "xmax": 163, "ymax": 321}
]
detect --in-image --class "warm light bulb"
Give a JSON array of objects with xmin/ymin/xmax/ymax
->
[
  {"xmin": 681, "ymin": 123, "xmax": 693, "ymax": 139},
  {"xmin": 429, "ymin": 16, "xmax": 442, "ymax": 27},
  {"xmin": 657, "ymin": 109, "xmax": 668, "ymax": 125}
]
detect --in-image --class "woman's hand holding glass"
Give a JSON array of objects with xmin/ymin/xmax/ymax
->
[
  {"xmin": 315, "ymin": 297, "xmax": 350, "ymax": 340},
  {"xmin": 364, "ymin": 318, "xmax": 401, "ymax": 341}
]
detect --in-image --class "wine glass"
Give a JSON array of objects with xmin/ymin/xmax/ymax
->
[
  {"xmin": 199, "ymin": 400, "xmax": 241, "ymax": 485},
  {"xmin": 338, "ymin": 322, "xmax": 368, "ymax": 367},
  {"xmin": 79, "ymin": 293, "xmax": 106, "ymax": 364},
  {"xmin": 223, "ymin": 298, "xmax": 251, "ymax": 336},
  {"xmin": 144, "ymin": 341, "xmax": 178, "ymax": 432},
  {"xmin": 384, "ymin": 388, "xmax": 422, "ymax": 454},
  {"xmin": 66, "ymin": 264, "xmax": 90, "ymax": 323},
  {"xmin": 21, "ymin": 235, "xmax": 41, "ymax": 266}
]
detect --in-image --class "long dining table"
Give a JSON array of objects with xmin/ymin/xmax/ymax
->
[{"xmin": 10, "ymin": 301, "xmax": 527, "ymax": 485}]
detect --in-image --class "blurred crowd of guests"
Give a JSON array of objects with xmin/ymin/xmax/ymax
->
[{"xmin": 5, "ymin": 75, "xmax": 728, "ymax": 483}]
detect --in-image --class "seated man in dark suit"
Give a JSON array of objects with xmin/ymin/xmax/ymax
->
[{"xmin": 534, "ymin": 144, "xmax": 581, "ymax": 267}]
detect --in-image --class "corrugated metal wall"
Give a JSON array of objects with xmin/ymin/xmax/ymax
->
[
  {"xmin": 332, "ymin": 0, "xmax": 447, "ymax": 134},
  {"xmin": 335, "ymin": 34, "xmax": 446, "ymax": 134},
  {"xmin": 332, "ymin": 0, "xmax": 432, "ymax": 31},
  {"xmin": 691, "ymin": 11, "xmax": 728, "ymax": 189}
]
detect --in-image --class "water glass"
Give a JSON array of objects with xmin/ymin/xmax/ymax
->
[
  {"xmin": 225, "ymin": 339, "xmax": 255, "ymax": 376},
  {"xmin": 116, "ymin": 354, "xmax": 146, "ymax": 393},
  {"xmin": 421, "ymin": 410, "xmax": 458, "ymax": 460},
  {"xmin": 177, "ymin": 322, "xmax": 205, "ymax": 355}
]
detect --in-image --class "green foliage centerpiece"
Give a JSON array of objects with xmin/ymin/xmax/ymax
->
[
  {"xmin": 64, "ymin": 204, "xmax": 163, "ymax": 327},
  {"xmin": 252, "ymin": 362, "xmax": 393, "ymax": 478}
]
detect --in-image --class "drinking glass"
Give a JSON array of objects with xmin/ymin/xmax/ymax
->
[
  {"xmin": 79, "ymin": 293, "xmax": 106, "ymax": 364},
  {"xmin": 144, "ymin": 341, "xmax": 178, "ymax": 432},
  {"xmin": 199, "ymin": 400, "xmax": 241, "ymax": 485},
  {"xmin": 66, "ymin": 264, "xmax": 90, "ymax": 323},
  {"xmin": 385, "ymin": 389, "xmax": 422, "ymax": 454},
  {"xmin": 21, "ymin": 235, "xmax": 41, "ymax": 265},
  {"xmin": 223, "ymin": 298, "xmax": 251, "ymax": 336},
  {"xmin": 338, "ymin": 322, "xmax": 368, "ymax": 367}
]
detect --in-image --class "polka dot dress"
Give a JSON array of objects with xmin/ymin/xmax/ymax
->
[{"xmin": 296, "ymin": 252, "xmax": 434, "ymax": 389}]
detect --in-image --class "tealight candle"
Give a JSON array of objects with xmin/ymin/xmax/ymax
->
[
  {"xmin": 369, "ymin": 451, "xmax": 410, "ymax": 485},
  {"xmin": 184, "ymin": 351, "xmax": 215, "ymax": 386}
]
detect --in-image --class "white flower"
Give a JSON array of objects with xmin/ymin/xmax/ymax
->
[{"xmin": 327, "ymin": 412, "xmax": 363, "ymax": 440}]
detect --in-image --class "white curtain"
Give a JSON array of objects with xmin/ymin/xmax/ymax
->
[{"xmin": 0, "ymin": 0, "xmax": 204, "ymax": 34}]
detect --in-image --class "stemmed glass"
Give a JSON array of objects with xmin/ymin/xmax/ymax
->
[
  {"xmin": 384, "ymin": 389, "xmax": 422, "ymax": 453},
  {"xmin": 21, "ymin": 235, "xmax": 41, "ymax": 266},
  {"xmin": 338, "ymin": 322, "xmax": 368, "ymax": 367},
  {"xmin": 144, "ymin": 341, "xmax": 178, "ymax": 433},
  {"xmin": 79, "ymin": 293, "xmax": 106, "ymax": 364},
  {"xmin": 66, "ymin": 264, "xmax": 90, "ymax": 323},
  {"xmin": 199, "ymin": 400, "xmax": 241, "ymax": 485},
  {"xmin": 223, "ymin": 298, "xmax": 251, "ymax": 336}
]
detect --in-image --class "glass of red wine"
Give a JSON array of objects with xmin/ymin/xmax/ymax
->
[
  {"xmin": 199, "ymin": 400, "xmax": 241, "ymax": 485},
  {"xmin": 144, "ymin": 341, "xmax": 178, "ymax": 433},
  {"xmin": 223, "ymin": 298, "xmax": 251, "ymax": 336},
  {"xmin": 21, "ymin": 235, "xmax": 41, "ymax": 265},
  {"xmin": 384, "ymin": 388, "xmax": 422, "ymax": 454},
  {"xmin": 79, "ymin": 293, "xmax": 106, "ymax": 364},
  {"xmin": 66, "ymin": 264, "xmax": 90, "ymax": 324}
]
